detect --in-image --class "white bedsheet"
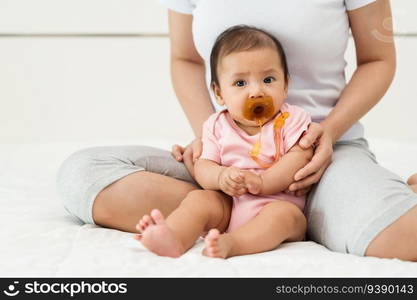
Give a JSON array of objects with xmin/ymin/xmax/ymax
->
[{"xmin": 1, "ymin": 138, "xmax": 417, "ymax": 277}]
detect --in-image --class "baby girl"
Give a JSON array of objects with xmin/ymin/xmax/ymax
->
[{"xmin": 134, "ymin": 25, "xmax": 314, "ymax": 258}]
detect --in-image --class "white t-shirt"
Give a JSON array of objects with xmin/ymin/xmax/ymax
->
[{"xmin": 159, "ymin": 0, "xmax": 377, "ymax": 140}]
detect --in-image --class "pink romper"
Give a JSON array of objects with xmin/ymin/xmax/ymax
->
[{"xmin": 200, "ymin": 103, "xmax": 312, "ymax": 232}]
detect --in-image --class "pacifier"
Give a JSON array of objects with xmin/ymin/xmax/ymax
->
[
  {"xmin": 242, "ymin": 96, "xmax": 275, "ymax": 125},
  {"xmin": 242, "ymin": 96, "xmax": 289, "ymax": 168}
]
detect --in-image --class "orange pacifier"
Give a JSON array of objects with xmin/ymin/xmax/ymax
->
[
  {"xmin": 242, "ymin": 96, "xmax": 275, "ymax": 125},
  {"xmin": 242, "ymin": 96, "xmax": 289, "ymax": 168}
]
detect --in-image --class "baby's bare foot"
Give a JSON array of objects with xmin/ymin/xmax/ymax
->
[
  {"xmin": 134, "ymin": 209, "xmax": 184, "ymax": 258},
  {"xmin": 202, "ymin": 229, "xmax": 233, "ymax": 259}
]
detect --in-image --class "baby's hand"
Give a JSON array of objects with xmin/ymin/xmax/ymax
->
[
  {"xmin": 218, "ymin": 167, "xmax": 247, "ymax": 197},
  {"xmin": 241, "ymin": 171, "xmax": 263, "ymax": 195}
]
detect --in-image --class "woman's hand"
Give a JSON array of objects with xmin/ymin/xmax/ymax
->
[
  {"xmin": 171, "ymin": 138, "xmax": 202, "ymax": 179},
  {"xmin": 218, "ymin": 167, "xmax": 247, "ymax": 197},
  {"xmin": 286, "ymin": 122, "xmax": 333, "ymax": 197}
]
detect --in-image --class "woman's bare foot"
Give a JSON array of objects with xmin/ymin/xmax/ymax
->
[
  {"xmin": 134, "ymin": 209, "xmax": 184, "ymax": 258},
  {"xmin": 202, "ymin": 229, "xmax": 234, "ymax": 259},
  {"xmin": 407, "ymin": 173, "xmax": 417, "ymax": 193}
]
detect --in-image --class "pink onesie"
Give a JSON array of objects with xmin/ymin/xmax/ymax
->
[{"xmin": 200, "ymin": 103, "xmax": 312, "ymax": 232}]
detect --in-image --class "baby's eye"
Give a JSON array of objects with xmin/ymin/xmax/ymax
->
[
  {"xmin": 264, "ymin": 76, "xmax": 275, "ymax": 84},
  {"xmin": 234, "ymin": 80, "xmax": 246, "ymax": 87}
]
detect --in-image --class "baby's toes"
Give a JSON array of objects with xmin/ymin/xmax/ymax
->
[
  {"xmin": 205, "ymin": 238, "xmax": 217, "ymax": 249},
  {"xmin": 133, "ymin": 234, "xmax": 142, "ymax": 241},
  {"xmin": 203, "ymin": 229, "xmax": 221, "ymax": 257},
  {"xmin": 205, "ymin": 247, "xmax": 218, "ymax": 257},
  {"xmin": 135, "ymin": 220, "xmax": 146, "ymax": 233},
  {"xmin": 205, "ymin": 229, "xmax": 219, "ymax": 246},
  {"xmin": 136, "ymin": 214, "xmax": 153, "ymax": 232},
  {"xmin": 143, "ymin": 214, "xmax": 155, "ymax": 226}
]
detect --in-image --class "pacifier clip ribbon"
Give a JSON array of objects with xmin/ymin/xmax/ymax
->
[{"xmin": 243, "ymin": 96, "xmax": 289, "ymax": 168}]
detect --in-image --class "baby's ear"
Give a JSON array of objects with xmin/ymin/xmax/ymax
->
[
  {"xmin": 284, "ymin": 77, "xmax": 290, "ymax": 97},
  {"xmin": 212, "ymin": 83, "xmax": 225, "ymax": 106}
]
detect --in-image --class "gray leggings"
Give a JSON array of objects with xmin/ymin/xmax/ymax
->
[{"xmin": 55, "ymin": 138, "xmax": 417, "ymax": 256}]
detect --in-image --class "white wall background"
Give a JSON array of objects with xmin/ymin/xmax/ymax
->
[{"xmin": 0, "ymin": 0, "xmax": 416, "ymax": 144}]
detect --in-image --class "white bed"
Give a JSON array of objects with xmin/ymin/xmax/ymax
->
[{"xmin": 1, "ymin": 137, "xmax": 417, "ymax": 277}]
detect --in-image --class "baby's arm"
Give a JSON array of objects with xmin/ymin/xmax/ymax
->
[
  {"xmin": 194, "ymin": 159, "xmax": 247, "ymax": 196},
  {"xmin": 194, "ymin": 159, "xmax": 225, "ymax": 190},
  {"xmin": 245, "ymin": 144, "xmax": 314, "ymax": 195}
]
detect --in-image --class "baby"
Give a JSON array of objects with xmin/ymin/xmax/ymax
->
[{"xmin": 134, "ymin": 25, "xmax": 314, "ymax": 258}]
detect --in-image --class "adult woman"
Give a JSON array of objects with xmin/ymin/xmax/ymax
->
[{"xmin": 56, "ymin": 0, "xmax": 417, "ymax": 261}]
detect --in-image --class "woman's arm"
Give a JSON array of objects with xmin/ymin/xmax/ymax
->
[
  {"xmin": 289, "ymin": 0, "xmax": 396, "ymax": 194},
  {"xmin": 168, "ymin": 10, "xmax": 215, "ymax": 138},
  {"xmin": 258, "ymin": 145, "xmax": 314, "ymax": 195},
  {"xmin": 321, "ymin": 0, "xmax": 396, "ymax": 143}
]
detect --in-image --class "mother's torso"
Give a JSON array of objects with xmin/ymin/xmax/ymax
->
[{"xmin": 189, "ymin": 0, "xmax": 361, "ymax": 140}]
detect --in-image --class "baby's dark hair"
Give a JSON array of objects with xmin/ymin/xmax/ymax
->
[{"xmin": 210, "ymin": 25, "xmax": 289, "ymax": 88}]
